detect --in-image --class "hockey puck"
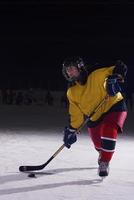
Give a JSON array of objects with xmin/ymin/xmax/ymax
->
[{"xmin": 28, "ymin": 173, "xmax": 36, "ymax": 178}]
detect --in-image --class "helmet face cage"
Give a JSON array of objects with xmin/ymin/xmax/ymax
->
[{"xmin": 62, "ymin": 57, "xmax": 85, "ymax": 82}]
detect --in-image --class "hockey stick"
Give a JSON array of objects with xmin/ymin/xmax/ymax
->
[{"xmin": 19, "ymin": 95, "xmax": 109, "ymax": 172}]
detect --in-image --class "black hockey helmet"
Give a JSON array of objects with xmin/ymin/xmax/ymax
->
[{"xmin": 62, "ymin": 56, "xmax": 86, "ymax": 82}]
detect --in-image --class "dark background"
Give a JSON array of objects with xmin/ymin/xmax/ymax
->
[{"xmin": 0, "ymin": 0, "xmax": 134, "ymax": 91}]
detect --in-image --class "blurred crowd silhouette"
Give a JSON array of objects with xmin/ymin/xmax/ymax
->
[{"xmin": 0, "ymin": 88, "xmax": 68, "ymax": 108}]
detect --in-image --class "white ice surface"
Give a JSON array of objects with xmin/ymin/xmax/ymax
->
[{"xmin": 0, "ymin": 102, "xmax": 134, "ymax": 200}]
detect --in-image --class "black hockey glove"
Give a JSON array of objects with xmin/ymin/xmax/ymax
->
[
  {"xmin": 114, "ymin": 60, "xmax": 127, "ymax": 79},
  {"xmin": 63, "ymin": 127, "xmax": 77, "ymax": 148},
  {"xmin": 106, "ymin": 74, "xmax": 122, "ymax": 96}
]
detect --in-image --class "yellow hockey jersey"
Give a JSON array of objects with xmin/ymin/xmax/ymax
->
[{"xmin": 67, "ymin": 66, "xmax": 123, "ymax": 129}]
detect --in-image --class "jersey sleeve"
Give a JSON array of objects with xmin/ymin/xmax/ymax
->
[{"xmin": 67, "ymin": 93, "xmax": 84, "ymax": 129}]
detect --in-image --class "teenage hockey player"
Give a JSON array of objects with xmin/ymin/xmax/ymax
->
[{"xmin": 62, "ymin": 57, "xmax": 128, "ymax": 177}]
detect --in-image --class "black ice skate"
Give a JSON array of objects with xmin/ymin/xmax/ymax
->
[{"xmin": 98, "ymin": 161, "xmax": 109, "ymax": 177}]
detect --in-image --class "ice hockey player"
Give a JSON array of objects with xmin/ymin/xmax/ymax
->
[{"xmin": 62, "ymin": 57, "xmax": 128, "ymax": 177}]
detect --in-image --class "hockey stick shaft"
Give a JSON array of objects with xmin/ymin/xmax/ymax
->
[
  {"xmin": 19, "ymin": 144, "xmax": 65, "ymax": 171},
  {"xmin": 19, "ymin": 95, "xmax": 109, "ymax": 172}
]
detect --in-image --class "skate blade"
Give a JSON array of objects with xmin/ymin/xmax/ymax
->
[{"xmin": 100, "ymin": 176, "xmax": 107, "ymax": 181}]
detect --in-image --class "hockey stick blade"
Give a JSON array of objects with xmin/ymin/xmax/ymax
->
[
  {"xmin": 19, "ymin": 163, "xmax": 47, "ymax": 172},
  {"xmin": 19, "ymin": 144, "xmax": 65, "ymax": 172}
]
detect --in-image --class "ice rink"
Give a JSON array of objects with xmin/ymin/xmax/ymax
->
[{"xmin": 0, "ymin": 101, "xmax": 134, "ymax": 200}]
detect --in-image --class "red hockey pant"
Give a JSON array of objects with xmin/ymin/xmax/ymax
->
[{"xmin": 88, "ymin": 112, "xmax": 127, "ymax": 162}]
